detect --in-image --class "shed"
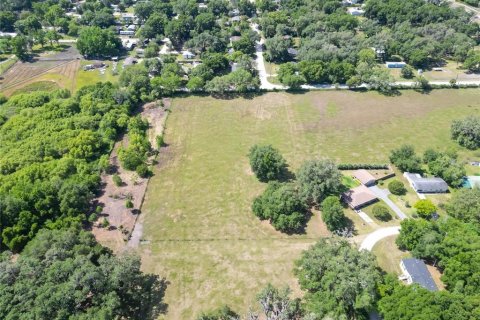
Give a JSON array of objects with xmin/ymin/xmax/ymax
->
[
  {"xmin": 353, "ymin": 169, "xmax": 376, "ymax": 186},
  {"xmin": 403, "ymin": 173, "xmax": 448, "ymax": 193},
  {"xmin": 342, "ymin": 185, "xmax": 378, "ymax": 210},
  {"xmin": 400, "ymin": 258, "xmax": 438, "ymax": 291}
]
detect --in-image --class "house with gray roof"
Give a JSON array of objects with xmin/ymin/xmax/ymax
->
[
  {"xmin": 400, "ymin": 258, "xmax": 438, "ymax": 291},
  {"xmin": 403, "ymin": 172, "xmax": 448, "ymax": 193}
]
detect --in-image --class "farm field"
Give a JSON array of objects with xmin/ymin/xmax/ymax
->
[
  {"xmin": 0, "ymin": 45, "xmax": 81, "ymax": 96},
  {"xmin": 139, "ymin": 90, "xmax": 480, "ymax": 319}
]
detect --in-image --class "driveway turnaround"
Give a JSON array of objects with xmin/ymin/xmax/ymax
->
[
  {"xmin": 359, "ymin": 226, "xmax": 401, "ymax": 251},
  {"xmin": 368, "ymin": 185, "xmax": 408, "ymax": 220}
]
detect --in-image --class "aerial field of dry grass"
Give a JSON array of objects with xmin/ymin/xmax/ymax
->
[{"xmin": 139, "ymin": 90, "xmax": 480, "ymax": 319}]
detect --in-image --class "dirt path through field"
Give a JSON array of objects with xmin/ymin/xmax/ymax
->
[{"xmin": 92, "ymin": 99, "xmax": 170, "ymax": 252}]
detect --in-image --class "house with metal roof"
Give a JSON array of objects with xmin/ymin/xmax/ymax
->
[
  {"xmin": 400, "ymin": 258, "xmax": 438, "ymax": 291},
  {"xmin": 342, "ymin": 185, "xmax": 378, "ymax": 210},
  {"xmin": 403, "ymin": 172, "xmax": 448, "ymax": 193}
]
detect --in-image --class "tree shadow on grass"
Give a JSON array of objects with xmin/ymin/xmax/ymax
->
[{"xmin": 138, "ymin": 275, "xmax": 170, "ymax": 319}]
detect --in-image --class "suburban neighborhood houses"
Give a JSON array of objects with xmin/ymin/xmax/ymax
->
[{"xmin": 1, "ymin": 0, "xmax": 480, "ymax": 319}]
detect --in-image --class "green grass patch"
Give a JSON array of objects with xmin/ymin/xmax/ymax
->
[
  {"xmin": 372, "ymin": 235, "xmax": 410, "ymax": 274},
  {"xmin": 0, "ymin": 57, "xmax": 18, "ymax": 76},
  {"xmin": 11, "ymin": 81, "xmax": 60, "ymax": 96},
  {"xmin": 75, "ymin": 60, "xmax": 121, "ymax": 91},
  {"xmin": 342, "ymin": 175, "xmax": 360, "ymax": 189},
  {"xmin": 326, "ymin": 101, "xmax": 339, "ymax": 117}
]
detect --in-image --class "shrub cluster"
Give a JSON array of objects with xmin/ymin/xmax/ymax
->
[{"xmin": 337, "ymin": 163, "xmax": 389, "ymax": 170}]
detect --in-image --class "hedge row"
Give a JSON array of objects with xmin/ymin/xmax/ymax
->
[{"xmin": 337, "ymin": 164, "xmax": 389, "ymax": 170}]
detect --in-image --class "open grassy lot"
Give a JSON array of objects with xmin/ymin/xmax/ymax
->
[
  {"xmin": 140, "ymin": 90, "xmax": 480, "ymax": 319},
  {"xmin": 372, "ymin": 235, "xmax": 410, "ymax": 274},
  {"xmin": 75, "ymin": 60, "xmax": 122, "ymax": 91}
]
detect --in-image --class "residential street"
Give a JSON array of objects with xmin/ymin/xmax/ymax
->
[{"xmin": 248, "ymin": 20, "xmax": 480, "ymax": 91}]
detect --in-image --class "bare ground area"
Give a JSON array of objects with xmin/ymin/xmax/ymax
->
[{"xmin": 92, "ymin": 99, "xmax": 170, "ymax": 252}]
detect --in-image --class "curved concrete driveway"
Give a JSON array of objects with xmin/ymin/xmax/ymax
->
[{"xmin": 359, "ymin": 226, "xmax": 401, "ymax": 251}]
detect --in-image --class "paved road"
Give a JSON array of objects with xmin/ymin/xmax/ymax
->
[
  {"xmin": 368, "ymin": 185, "xmax": 408, "ymax": 220},
  {"xmin": 359, "ymin": 226, "xmax": 401, "ymax": 251}
]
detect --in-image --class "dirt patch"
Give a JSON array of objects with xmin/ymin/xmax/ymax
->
[
  {"xmin": 426, "ymin": 264, "xmax": 446, "ymax": 290},
  {"xmin": 92, "ymin": 99, "xmax": 170, "ymax": 253}
]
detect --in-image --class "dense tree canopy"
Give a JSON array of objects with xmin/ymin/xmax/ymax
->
[
  {"xmin": 389, "ymin": 144, "xmax": 423, "ymax": 173},
  {"xmin": 294, "ymin": 238, "xmax": 381, "ymax": 319},
  {"xmin": 252, "ymin": 182, "xmax": 307, "ymax": 233},
  {"xmin": 0, "ymin": 83, "xmax": 133, "ymax": 251},
  {"xmin": 378, "ymin": 277, "xmax": 480, "ymax": 320},
  {"xmin": 320, "ymin": 195, "xmax": 346, "ymax": 231},
  {"xmin": 77, "ymin": 26, "xmax": 121, "ymax": 58},
  {"xmin": 0, "ymin": 228, "xmax": 166, "ymax": 319},
  {"xmin": 446, "ymin": 188, "xmax": 480, "ymax": 225},
  {"xmin": 297, "ymin": 159, "xmax": 343, "ymax": 205},
  {"xmin": 248, "ymin": 144, "xmax": 287, "ymax": 182},
  {"xmin": 451, "ymin": 116, "xmax": 480, "ymax": 150},
  {"xmin": 396, "ymin": 217, "xmax": 480, "ymax": 294}
]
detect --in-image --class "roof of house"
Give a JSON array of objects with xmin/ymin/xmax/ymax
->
[
  {"xmin": 405, "ymin": 173, "xmax": 448, "ymax": 193},
  {"xmin": 353, "ymin": 169, "xmax": 376, "ymax": 185},
  {"xmin": 402, "ymin": 258, "xmax": 438, "ymax": 291},
  {"xmin": 342, "ymin": 185, "xmax": 377, "ymax": 209}
]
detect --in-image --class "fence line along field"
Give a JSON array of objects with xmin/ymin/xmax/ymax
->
[{"xmin": 139, "ymin": 90, "xmax": 480, "ymax": 319}]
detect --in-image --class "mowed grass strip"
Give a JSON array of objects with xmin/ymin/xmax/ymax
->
[{"xmin": 140, "ymin": 90, "xmax": 480, "ymax": 319}]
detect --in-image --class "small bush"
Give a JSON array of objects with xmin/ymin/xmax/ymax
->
[
  {"xmin": 136, "ymin": 163, "xmax": 151, "ymax": 178},
  {"xmin": 372, "ymin": 205, "xmax": 392, "ymax": 221},
  {"xmin": 388, "ymin": 180, "xmax": 406, "ymax": 196},
  {"xmin": 88, "ymin": 213, "xmax": 98, "ymax": 223},
  {"xmin": 112, "ymin": 174, "xmax": 123, "ymax": 186},
  {"xmin": 337, "ymin": 163, "xmax": 388, "ymax": 170},
  {"xmin": 156, "ymin": 135, "xmax": 164, "ymax": 149},
  {"xmin": 101, "ymin": 218, "xmax": 110, "ymax": 228},
  {"xmin": 125, "ymin": 199, "xmax": 134, "ymax": 209}
]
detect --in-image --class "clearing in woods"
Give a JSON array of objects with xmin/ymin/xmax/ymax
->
[{"xmin": 139, "ymin": 90, "xmax": 480, "ymax": 319}]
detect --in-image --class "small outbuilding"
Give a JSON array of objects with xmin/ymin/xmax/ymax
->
[
  {"xmin": 403, "ymin": 173, "xmax": 448, "ymax": 194},
  {"xmin": 400, "ymin": 258, "xmax": 438, "ymax": 291},
  {"xmin": 342, "ymin": 185, "xmax": 378, "ymax": 210},
  {"xmin": 353, "ymin": 169, "xmax": 376, "ymax": 186}
]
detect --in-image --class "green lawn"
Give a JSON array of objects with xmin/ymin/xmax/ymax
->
[
  {"xmin": 139, "ymin": 90, "xmax": 480, "ymax": 319},
  {"xmin": 11, "ymin": 81, "xmax": 60, "ymax": 95},
  {"xmin": 0, "ymin": 56, "xmax": 17, "ymax": 76},
  {"xmin": 75, "ymin": 60, "xmax": 122, "ymax": 91},
  {"xmin": 372, "ymin": 235, "xmax": 410, "ymax": 274}
]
